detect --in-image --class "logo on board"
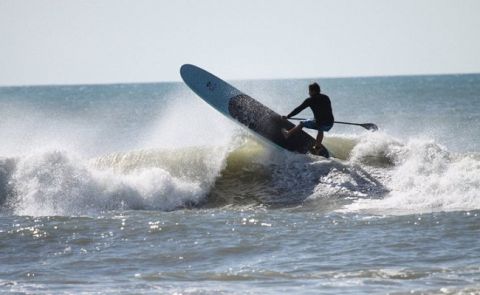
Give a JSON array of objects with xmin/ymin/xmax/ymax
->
[{"xmin": 206, "ymin": 81, "xmax": 217, "ymax": 92}]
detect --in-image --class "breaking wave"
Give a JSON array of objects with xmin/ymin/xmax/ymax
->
[
  {"xmin": 0, "ymin": 134, "xmax": 388, "ymax": 216},
  {"xmin": 341, "ymin": 132, "xmax": 480, "ymax": 215},
  {"xmin": 0, "ymin": 131, "xmax": 478, "ymax": 217}
]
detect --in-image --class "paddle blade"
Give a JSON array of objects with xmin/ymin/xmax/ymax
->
[{"xmin": 361, "ymin": 123, "xmax": 378, "ymax": 131}]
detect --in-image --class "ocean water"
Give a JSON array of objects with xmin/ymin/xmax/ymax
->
[{"xmin": 0, "ymin": 74, "xmax": 479, "ymax": 294}]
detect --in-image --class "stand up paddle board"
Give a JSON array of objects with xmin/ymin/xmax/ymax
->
[{"xmin": 180, "ymin": 64, "xmax": 330, "ymax": 158}]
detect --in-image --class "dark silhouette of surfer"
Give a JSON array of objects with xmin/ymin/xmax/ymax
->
[{"xmin": 282, "ymin": 83, "xmax": 334, "ymax": 152}]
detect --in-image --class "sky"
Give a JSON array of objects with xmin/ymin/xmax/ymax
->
[{"xmin": 1, "ymin": 0, "xmax": 479, "ymax": 86}]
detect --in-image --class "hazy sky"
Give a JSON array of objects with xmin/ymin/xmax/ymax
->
[{"xmin": 1, "ymin": 0, "xmax": 479, "ymax": 85}]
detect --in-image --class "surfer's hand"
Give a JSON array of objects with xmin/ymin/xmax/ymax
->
[{"xmin": 281, "ymin": 116, "xmax": 288, "ymax": 120}]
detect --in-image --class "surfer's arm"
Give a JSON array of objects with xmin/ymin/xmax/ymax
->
[{"xmin": 287, "ymin": 99, "xmax": 310, "ymax": 118}]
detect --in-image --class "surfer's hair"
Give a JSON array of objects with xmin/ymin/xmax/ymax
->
[{"xmin": 309, "ymin": 83, "xmax": 321, "ymax": 94}]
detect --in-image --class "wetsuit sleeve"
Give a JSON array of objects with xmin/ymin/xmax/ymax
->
[{"xmin": 287, "ymin": 99, "xmax": 310, "ymax": 118}]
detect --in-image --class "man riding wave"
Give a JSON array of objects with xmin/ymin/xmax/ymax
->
[{"xmin": 282, "ymin": 82, "xmax": 334, "ymax": 152}]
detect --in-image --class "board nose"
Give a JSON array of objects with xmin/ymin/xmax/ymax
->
[{"xmin": 180, "ymin": 64, "xmax": 193, "ymax": 80}]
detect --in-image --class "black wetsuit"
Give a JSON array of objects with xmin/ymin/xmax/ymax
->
[{"xmin": 287, "ymin": 93, "xmax": 334, "ymax": 126}]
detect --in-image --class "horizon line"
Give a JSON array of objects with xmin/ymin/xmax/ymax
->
[{"xmin": 1, "ymin": 70, "xmax": 479, "ymax": 88}]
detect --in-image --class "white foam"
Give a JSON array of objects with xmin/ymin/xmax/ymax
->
[
  {"xmin": 342, "ymin": 134, "xmax": 480, "ymax": 215},
  {"xmin": 8, "ymin": 146, "xmax": 231, "ymax": 216},
  {"xmin": 348, "ymin": 132, "xmax": 405, "ymax": 167}
]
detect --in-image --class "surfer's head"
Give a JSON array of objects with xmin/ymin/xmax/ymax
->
[{"xmin": 309, "ymin": 83, "xmax": 321, "ymax": 96}]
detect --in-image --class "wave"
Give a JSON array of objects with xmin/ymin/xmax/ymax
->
[
  {"xmin": 1, "ymin": 132, "xmax": 478, "ymax": 217},
  {"xmin": 0, "ymin": 135, "xmax": 387, "ymax": 216}
]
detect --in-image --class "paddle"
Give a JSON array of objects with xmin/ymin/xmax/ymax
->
[{"xmin": 289, "ymin": 117, "xmax": 378, "ymax": 131}]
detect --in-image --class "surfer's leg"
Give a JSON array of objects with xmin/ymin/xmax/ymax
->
[
  {"xmin": 314, "ymin": 123, "xmax": 333, "ymax": 147},
  {"xmin": 315, "ymin": 130, "xmax": 324, "ymax": 148}
]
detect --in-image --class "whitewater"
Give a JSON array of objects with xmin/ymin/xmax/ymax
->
[{"xmin": 1, "ymin": 74, "xmax": 479, "ymax": 294}]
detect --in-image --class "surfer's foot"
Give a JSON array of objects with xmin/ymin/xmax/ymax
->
[{"xmin": 281, "ymin": 128, "xmax": 290, "ymax": 139}]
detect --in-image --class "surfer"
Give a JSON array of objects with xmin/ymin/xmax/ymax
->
[{"xmin": 281, "ymin": 83, "xmax": 334, "ymax": 151}]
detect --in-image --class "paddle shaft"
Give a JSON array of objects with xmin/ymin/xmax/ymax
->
[
  {"xmin": 334, "ymin": 121, "xmax": 365, "ymax": 127},
  {"xmin": 288, "ymin": 117, "xmax": 378, "ymax": 131},
  {"xmin": 289, "ymin": 117, "xmax": 360, "ymax": 126}
]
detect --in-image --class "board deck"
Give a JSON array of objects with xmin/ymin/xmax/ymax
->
[{"xmin": 180, "ymin": 64, "xmax": 329, "ymax": 158}]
